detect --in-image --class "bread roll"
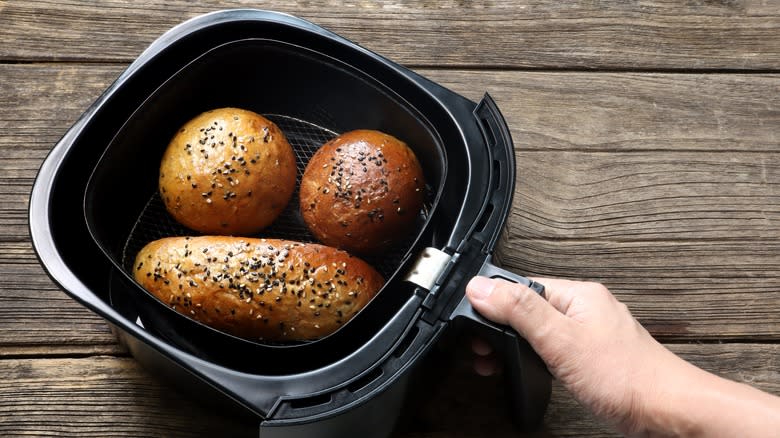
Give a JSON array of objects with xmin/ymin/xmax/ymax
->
[
  {"xmin": 133, "ymin": 236, "xmax": 384, "ymax": 342},
  {"xmin": 159, "ymin": 108, "xmax": 296, "ymax": 235},
  {"xmin": 299, "ymin": 130, "xmax": 426, "ymax": 254}
]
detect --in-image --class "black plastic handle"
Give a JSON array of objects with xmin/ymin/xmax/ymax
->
[
  {"xmin": 478, "ymin": 260, "xmax": 546, "ymax": 299},
  {"xmin": 450, "ymin": 256, "xmax": 551, "ymax": 430}
]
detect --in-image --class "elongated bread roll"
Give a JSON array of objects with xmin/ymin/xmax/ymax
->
[{"xmin": 133, "ymin": 236, "xmax": 384, "ymax": 342}]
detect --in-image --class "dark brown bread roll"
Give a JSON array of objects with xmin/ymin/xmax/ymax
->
[
  {"xmin": 299, "ymin": 130, "xmax": 426, "ymax": 254},
  {"xmin": 133, "ymin": 236, "xmax": 384, "ymax": 342},
  {"xmin": 159, "ymin": 108, "xmax": 296, "ymax": 235}
]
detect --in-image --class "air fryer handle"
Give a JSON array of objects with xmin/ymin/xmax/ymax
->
[
  {"xmin": 478, "ymin": 261, "xmax": 546, "ymax": 298},
  {"xmin": 451, "ymin": 257, "xmax": 551, "ymax": 430}
]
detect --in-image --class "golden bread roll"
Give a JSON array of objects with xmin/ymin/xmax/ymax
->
[
  {"xmin": 299, "ymin": 130, "xmax": 426, "ymax": 254},
  {"xmin": 159, "ymin": 108, "xmax": 296, "ymax": 235},
  {"xmin": 133, "ymin": 236, "xmax": 383, "ymax": 342}
]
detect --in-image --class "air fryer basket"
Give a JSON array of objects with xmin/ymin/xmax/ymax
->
[
  {"xmin": 84, "ymin": 38, "xmax": 446, "ymax": 373},
  {"xmin": 31, "ymin": 9, "xmax": 550, "ymax": 434}
]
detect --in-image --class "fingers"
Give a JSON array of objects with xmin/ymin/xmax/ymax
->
[
  {"xmin": 473, "ymin": 355, "xmax": 500, "ymax": 376},
  {"xmin": 466, "ymin": 276, "xmax": 569, "ymax": 346},
  {"xmin": 471, "ymin": 337, "xmax": 501, "ymax": 376},
  {"xmin": 528, "ymin": 277, "xmax": 584, "ymax": 316},
  {"xmin": 471, "ymin": 337, "xmax": 493, "ymax": 356}
]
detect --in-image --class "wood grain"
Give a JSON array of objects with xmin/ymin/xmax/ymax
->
[
  {"xmin": 422, "ymin": 71, "xmax": 780, "ymax": 153},
  {"xmin": 0, "ymin": 241, "xmax": 123, "ymax": 356},
  {"xmin": 498, "ymin": 239, "xmax": 780, "ymax": 340},
  {"xmin": 1, "ymin": 1, "xmax": 779, "ymax": 70},
  {"xmin": 0, "ymin": 344, "xmax": 776, "ymax": 437},
  {"xmin": 510, "ymin": 150, "xmax": 780, "ymax": 241},
  {"xmin": 0, "ymin": 356, "xmax": 254, "ymax": 437},
  {"xmin": 5, "ymin": 65, "xmax": 779, "ymax": 243},
  {"xmin": 0, "ymin": 64, "xmax": 121, "ymax": 241},
  {"xmin": 6, "ymin": 235, "xmax": 779, "ymax": 345}
]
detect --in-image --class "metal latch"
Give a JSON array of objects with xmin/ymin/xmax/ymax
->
[{"xmin": 403, "ymin": 247, "xmax": 452, "ymax": 291}]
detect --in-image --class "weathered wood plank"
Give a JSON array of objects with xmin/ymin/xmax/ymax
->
[
  {"xmin": 0, "ymin": 64, "xmax": 119, "ymax": 149},
  {"xmin": 5, "ymin": 66, "xmax": 778, "ymax": 158},
  {"xmin": 0, "ymin": 64, "xmax": 121, "ymax": 240},
  {"xmin": 1, "ymin": 1, "xmax": 779, "ymax": 70},
  {"xmin": 506, "ymin": 149, "xmax": 780, "ymax": 241},
  {"xmin": 3, "ymin": 236, "xmax": 779, "ymax": 353},
  {"xmin": 0, "ymin": 241, "xmax": 123, "ymax": 355},
  {"xmin": 6, "ymin": 228, "xmax": 779, "ymax": 343},
  {"xmin": 4, "ymin": 66, "xmax": 777, "ymax": 156},
  {"xmin": 421, "ymin": 71, "xmax": 780, "ymax": 153},
  {"xmin": 0, "ymin": 356, "xmax": 254, "ymax": 437},
  {"xmin": 0, "ymin": 344, "xmax": 776, "ymax": 437},
  {"xmin": 4, "ymin": 64, "xmax": 779, "ymax": 243},
  {"xmin": 497, "ymin": 239, "xmax": 780, "ymax": 340}
]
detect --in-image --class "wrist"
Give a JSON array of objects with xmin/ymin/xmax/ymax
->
[
  {"xmin": 632, "ymin": 353, "xmax": 780, "ymax": 438},
  {"xmin": 638, "ymin": 359, "xmax": 708, "ymax": 437},
  {"xmin": 621, "ymin": 347, "xmax": 708, "ymax": 437}
]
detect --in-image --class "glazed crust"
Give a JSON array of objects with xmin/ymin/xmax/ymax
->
[
  {"xmin": 133, "ymin": 236, "xmax": 384, "ymax": 342},
  {"xmin": 299, "ymin": 130, "xmax": 426, "ymax": 254},
  {"xmin": 159, "ymin": 108, "xmax": 296, "ymax": 235}
]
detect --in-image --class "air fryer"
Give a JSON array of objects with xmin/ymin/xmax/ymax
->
[{"xmin": 29, "ymin": 9, "xmax": 551, "ymax": 437}]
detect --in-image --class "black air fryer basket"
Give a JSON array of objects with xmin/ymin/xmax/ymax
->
[{"xmin": 29, "ymin": 10, "xmax": 550, "ymax": 437}]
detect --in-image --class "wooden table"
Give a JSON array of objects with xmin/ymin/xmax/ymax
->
[{"xmin": 2, "ymin": 2, "xmax": 779, "ymax": 436}]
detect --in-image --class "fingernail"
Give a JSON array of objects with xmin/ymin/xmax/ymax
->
[{"xmin": 467, "ymin": 276, "xmax": 496, "ymax": 299}]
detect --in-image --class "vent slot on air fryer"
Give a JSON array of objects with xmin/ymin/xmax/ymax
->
[
  {"xmin": 289, "ymin": 393, "xmax": 332, "ymax": 410},
  {"xmin": 473, "ymin": 202, "xmax": 494, "ymax": 235},
  {"xmin": 479, "ymin": 116, "xmax": 497, "ymax": 147},
  {"xmin": 347, "ymin": 367, "xmax": 384, "ymax": 394},
  {"xmin": 392, "ymin": 325, "xmax": 420, "ymax": 358}
]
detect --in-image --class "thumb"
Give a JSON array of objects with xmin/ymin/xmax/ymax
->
[{"xmin": 466, "ymin": 276, "xmax": 568, "ymax": 346}]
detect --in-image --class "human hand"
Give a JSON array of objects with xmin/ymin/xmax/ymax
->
[{"xmin": 465, "ymin": 276, "xmax": 689, "ymax": 435}]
